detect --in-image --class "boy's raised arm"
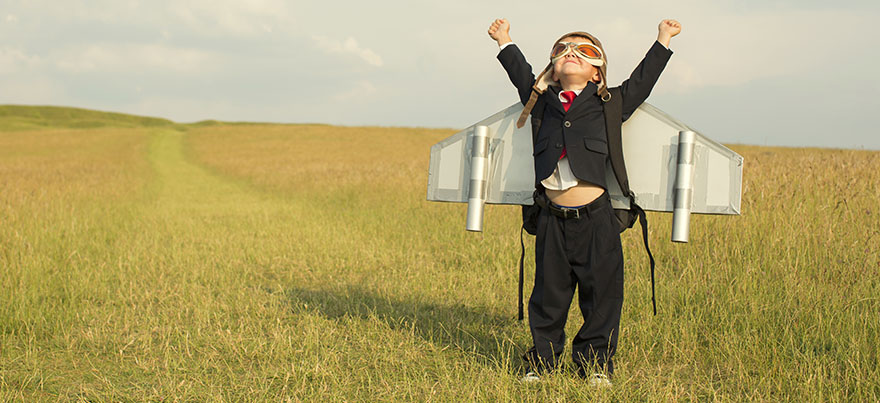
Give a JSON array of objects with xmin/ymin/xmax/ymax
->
[
  {"xmin": 488, "ymin": 18, "xmax": 512, "ymax": 47},
  {"xmin": 617, "ymin": 19, "xmax": 682, "ymax": 119},
  {"xmin": 491, "ymin": 18, "xmax": 536, "ymax": 105}
]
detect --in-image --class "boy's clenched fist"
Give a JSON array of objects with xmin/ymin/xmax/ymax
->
[
  {"xmin": 488, "ymin": 18, "xmax": 512, "ymax": 46},
  {"xmin": 657, "ymin": 19, "xmax": 682, "ymax": 47}
]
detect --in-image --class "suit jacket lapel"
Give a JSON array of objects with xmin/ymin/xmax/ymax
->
[
  {"xmin": 546, "ymin": 86, "xmax": 566, "ymax": 114},
  {"xmin": 567, "ymin": 82, "xmax": 598, "ymax": 113}
]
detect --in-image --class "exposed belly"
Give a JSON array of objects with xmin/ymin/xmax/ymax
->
[{"xmin": 545, "ymin": 181, "xmax": 605, "ymax": 206}]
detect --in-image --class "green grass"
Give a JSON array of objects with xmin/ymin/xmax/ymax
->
[
  {"xmin": 1, "ymin": 106, "xmax": 878, "ymax": 401},
  {"xmin": 0, "ymin": 105, "xmax": 176, "ymax": 131}
]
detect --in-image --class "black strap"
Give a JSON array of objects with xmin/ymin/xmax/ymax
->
[
  {"xmin": 519, "ymin": 100, "xmax": 545, "ymax": 322},
  {"xmin": 518, "ymin": 226, "xmax": 525, "ymax": 321},
  {"xmin": 603, "ymin": 88, "xmax": 629, "ymax": 193},
  {"xmin": 530, "ymin": 98, "xmax": 546, "ymax": 144},
  {"xmin": 632, "ymin": 201, "xmax": 657, "ymax": 315},
  {"xmin": 603, "ymin": 87, "xmax": 657, "ymax": 316}
]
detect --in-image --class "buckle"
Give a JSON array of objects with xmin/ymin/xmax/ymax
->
[{"xmin": 560, "ymin": 206, "xmax": 579, "ymax": 219}]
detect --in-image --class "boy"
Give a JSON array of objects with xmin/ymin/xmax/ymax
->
[{"xmin": 488, "ymin": 18, "xmax": 681, "ymax": 385}]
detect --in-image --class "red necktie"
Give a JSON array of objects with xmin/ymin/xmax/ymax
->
[
  {"xmin": 559, "ymin": 91, "xmax": 576, "ymax": 159},
  {"xmin": 561, "ymin": 90, "xmax": 576, "ymax": 112}
]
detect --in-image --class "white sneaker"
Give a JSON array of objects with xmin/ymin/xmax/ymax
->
[
  {"xmin": 587, "ymin": 373, "xmax": 612, "ymax": 388},
  {"xmin": 520, "ymin": 371, "xmax": 541, "ymax": 383}
]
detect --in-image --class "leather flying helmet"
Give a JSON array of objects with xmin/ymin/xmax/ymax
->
[{"xmin": 516, "ymin": 31, "xmax": 610, "ymax": 128}]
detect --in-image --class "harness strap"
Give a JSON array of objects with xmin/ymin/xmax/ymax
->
[
  {"xmin": 603, "ymin": 86, "xmax": 658, "ymax": 315},
  {"xmin": 632, "ymin": 200, "xmax": 656, "ymax": 315},
  {"xmin": 517, "ymin": 91, "xmax": 540, "ymax": 128},
  {"xmin": 518, "ymin": 226, "xmax": 526, "ymax": 321}
]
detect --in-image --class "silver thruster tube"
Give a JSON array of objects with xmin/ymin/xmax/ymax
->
[
  {"xmin": 672, "ymin": 130, "xmax": 696, "ymax": 243},
  {"xmin": 466, "ymin": 126, "xmax": 491, "ymax": 232}
]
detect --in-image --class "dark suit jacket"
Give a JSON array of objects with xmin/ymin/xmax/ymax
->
[{"xmin": 497, "ymin": 41, "xmax": 673, "ymax": 189}]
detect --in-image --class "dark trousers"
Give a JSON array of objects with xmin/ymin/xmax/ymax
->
[{"xmin": 525, "ymin": 193, "xmax": 624, "ymax": 374}]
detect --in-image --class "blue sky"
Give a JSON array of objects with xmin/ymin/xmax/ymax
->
[{"xmin": 1, "ymin": 0, "xmax": 878, "ymax": 149}]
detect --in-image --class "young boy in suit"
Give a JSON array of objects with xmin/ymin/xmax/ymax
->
[{"xmin": 488, "ymin": 18, "xmax": 681, "ymax": 385}]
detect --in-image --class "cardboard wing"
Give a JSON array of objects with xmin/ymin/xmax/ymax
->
[
  {"xmin": 427, "ymin": 105, "xmax": 535, "ymax": 206},
  {"xmin": 426, "ymin": 102, "xmax": 743, "ymax": 238}
]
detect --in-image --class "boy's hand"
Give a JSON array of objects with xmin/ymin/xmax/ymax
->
[
  {"xmin": 488, "ymin": 18, "xmax": 512, "ymax": 46},
  {"xmin": 657, "ymin": 19, "xmax": 682, "ymax": 48}
]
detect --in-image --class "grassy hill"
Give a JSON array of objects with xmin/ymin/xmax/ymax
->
[
  {"xmin": 0, "ymin": 105, "xmax": 309, "ymax": 131},
  {"xmin": 0, "ymin": 105, "xmax": 177, "ymax": 131}
]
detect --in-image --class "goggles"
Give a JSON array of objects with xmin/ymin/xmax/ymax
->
[{"xmin": 550, "ymin": 42, "xmax": 604, "ymax": 66}]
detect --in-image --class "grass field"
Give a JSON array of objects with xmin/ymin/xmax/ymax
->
[{"xmin": 1, "ymin": 105, "xmax": 878, "ymax": 401}]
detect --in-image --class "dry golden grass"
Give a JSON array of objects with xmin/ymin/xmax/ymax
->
[
  {"xmin": 2, "ymin": 110, "xmax": 878, "ymax": 401},
  {"xmin": 187, "ymin": 126, "xmax": 880, "ymax": 401},
  {"xmin": 185, "ymin": 124, "xmax": 453, "ymax": 196},
  {"xmin": 0, "ymin": 128, "xmax": 152, "ymax": 207}
]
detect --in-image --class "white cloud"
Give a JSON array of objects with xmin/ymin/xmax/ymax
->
[
  {"xmin": 167, "ymin": 0, "xmax": 292, "ymax": 36},
  {"xmin": 14, "ymin": 0, "xmax": 146, "ymax": 25},
  {"xmin": 0, "ymin": 46, "xmax": 41, "ymax": 74},
  {"xmin": 331, "ymin": 80, "xmax": 378, "ymax": 102},
  {"xmin": 53, "ymin": 44, "xmax": 217, "ymax": 74},
  {"xmin": 5, "ymin": 14, "xmax": 18, "ymax": 23},
  {"xmin": 312, "ymin": 35, "xmax": 384, "ymax": 67},
  {"xmin": 9, "ymin": 0, "xmax": 293, "ymax": 37}
]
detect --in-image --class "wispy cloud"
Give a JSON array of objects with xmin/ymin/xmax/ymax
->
[
  {"xmin": 11, "ymin": 0, "xmax": 293, "ymax": 37},
  {"xmin": 167, "ymin": 0, "xmax": 291, "ymax": 36},
  {"xmin": 0, "ymin": 46, "xmax": 41, "ymax": 74},
  {"xmin": 54, "ymin": 44, "xmax": 216, "ymax": 74},
  {"xmin": 331, "ymin": 80, "xmax": 378, "ymax": 102},
  {"xmin": 312, "ymin": 35, "xmax": 383, "ymax": 67}
]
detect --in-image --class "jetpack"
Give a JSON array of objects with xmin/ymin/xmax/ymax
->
[{"xmin": 426, "ymin": 102, "xmax": 743, "ymax": 242}]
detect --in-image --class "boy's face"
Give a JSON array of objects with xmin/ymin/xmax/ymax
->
[{"xmin": 551, "ymin": 36, "xmax": 601, "ymax": 86}]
